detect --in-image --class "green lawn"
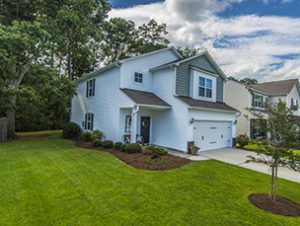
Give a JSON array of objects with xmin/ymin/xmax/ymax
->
[
  {"xmin": 241, "ymin": 143, "xmax": 300, "ymax": 155},
  {"xmin": 0, "ymin": 133, "xmax": 300, "ymax": 225}
]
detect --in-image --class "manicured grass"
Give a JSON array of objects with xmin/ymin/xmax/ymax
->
[
  {"xmin": 16, "ymin": 130, "xmax": 62, "ymax": 137},
  {"xmin": 0, "ymin": 132, "xmax": 300, "ymax": 225},
  {"xmin": 241, "ymin": 143, "xmax": 300, "ymax": 156}
]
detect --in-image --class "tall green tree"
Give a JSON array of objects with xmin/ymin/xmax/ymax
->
[
  {"xmin": 177, "ymin": 46, "xmax": 201, "ymax": 59},
  {"xmin": 100, "ymin": 18, "xmax": 169, "ymax": 64},
  {"xmin": 0, "ymin": 21, "xmax": 49, "ymax": 138},
  {"xmin": 16, "ymin": 64, "xmax": 76, "ymax": 131}
]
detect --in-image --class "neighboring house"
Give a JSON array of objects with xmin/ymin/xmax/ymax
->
[
  {"xmin": 224, "ymin": 79, "xmax": 300, "ymax": 138},
  {"xmin": 71, "ymin": 47, "xmax": 238, "ymax": 152}
]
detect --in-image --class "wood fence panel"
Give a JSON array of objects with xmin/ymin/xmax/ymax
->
[{"xmin": 0, "ymin": 118, "xmax": 8, "ymax": 142}]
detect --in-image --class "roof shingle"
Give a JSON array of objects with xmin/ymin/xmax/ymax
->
[
  {"xmin": 248, "ymin": 79, "xmax": 298, "ymax": 96},
  {"xmin": 121, "ymin": 89, "xmax": 171, "ymax": 107},
  {"xmin": 177, "ymin": 96, "xmax": 238, "ymax": 112}
]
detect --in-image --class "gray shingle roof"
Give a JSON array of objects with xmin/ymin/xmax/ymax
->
[
  {"xmin": 177, "ymin": 96, "xmax": 238, "ymax": 112},
  {"xmin": 248, "ymin": 79, "xmax": 299, "ymax": 96},
  {"xmin": 121, "ymin": 89, "xmax": 171, "ymax": 107}
]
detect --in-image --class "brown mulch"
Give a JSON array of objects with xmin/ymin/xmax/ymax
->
[
  {"xmin": 75, "ymin": 140, "xmax": 191, "ymax": 171},
  {"xmin": 248, "ymin": 194, "xmax": 300, "ymax": 217},
  {"xmin": 16, "ymin": 135, "xmax": 50, "ymax": 140}
]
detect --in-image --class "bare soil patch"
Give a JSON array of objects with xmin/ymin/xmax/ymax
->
[
  {"xmin": 75, "ymin": 140, "xmax": 190, "ymax": 171},
  {"xmin": 249, "ymin": 194, "xmax": 300, "ymax": 217}
]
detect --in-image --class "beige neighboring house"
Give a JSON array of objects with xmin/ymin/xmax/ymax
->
[{"xmin": 224, "ymin": 79, "xmax": 300, "ymax": 138}]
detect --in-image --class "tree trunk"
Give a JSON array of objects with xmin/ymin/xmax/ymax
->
[
  {"xmin": 270, "ymin": 164, "xmax": 275, "ymax": 200},
  {"xmin": 6, "ymin": 95, "xmax": 17, "ymax": 139}
]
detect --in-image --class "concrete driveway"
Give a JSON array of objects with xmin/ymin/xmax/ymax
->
[{"xmin": 199, "ymin": 148, "xmax": 300, "ymax": 184}]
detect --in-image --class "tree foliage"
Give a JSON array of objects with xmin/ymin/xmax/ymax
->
[{"xmin": 100, "ymin": 18, "xmax": 169, "ymax": 64}]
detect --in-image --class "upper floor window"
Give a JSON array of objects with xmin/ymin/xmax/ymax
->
[
  {"xmin": 199, "ymin": 77, "xmax": 212, "ymax": 98},
  {"xmin": 85, "ymin": 113, "xmax": 94, "ymax": 131},
  {"xmin": 253, "ymin": 94, "xmax": 264, "ymax": 108},
  {"xmin": 86, "ymin": 79, "xmax": 95, "ymax": 97},
  {"xmin": 134, "ymin": 72, "xmax": 143, "ymax": 83},
  {"xmin": 291, "ymin": 98, "xmax": 299, "ymax": 110}
]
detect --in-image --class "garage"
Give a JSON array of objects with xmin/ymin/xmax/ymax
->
[{"xmin": 193, "ymin": 121, "xmax": 232, "ymax": 151}]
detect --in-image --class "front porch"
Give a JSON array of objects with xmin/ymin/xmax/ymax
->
[{"xmin": 120, "ymin": 105, "xmax": 170, "ymax": 144}]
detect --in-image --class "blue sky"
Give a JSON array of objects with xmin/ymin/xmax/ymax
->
[
  {"xmin": 110, "ymin": 0, "xmax": 300, "ymax": 17},
  {"xmin": 109, "ymin": 0, "xmax": 300, "ymax": 81}
]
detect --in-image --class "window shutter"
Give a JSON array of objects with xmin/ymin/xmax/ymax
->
[
  {"xmin": 92, "ymin": 79, "xmax": 95, "ymax": 96},
  {"xmin": 252, "ymin": 94, "xmax": 254, "ymax": 106},
  {"xmin": 91, "ymin": 114, "xmax": 94, "ymax": 131},
  {"xmin": 85, "ymin": 113, "xmax": 87, "ymax": 130},
  {"xmin": 86, "ymin": 81, "xmax": 89, "ymax": 97}
]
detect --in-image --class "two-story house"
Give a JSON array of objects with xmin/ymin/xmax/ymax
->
[
  {"xmin": 224, "ymin": 79, "xmax": 300, "ymax": 138},
  {"xmin": 71, "ymin": 47, "xmax": 238, "ymax": 152}
]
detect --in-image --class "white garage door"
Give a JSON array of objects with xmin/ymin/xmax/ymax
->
[{"xmin": 193, "ymin": 121, "xmax": 232, "ymax": 151}]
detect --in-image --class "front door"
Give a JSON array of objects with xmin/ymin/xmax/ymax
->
[{"xmin": 140, "ymin": 116, "xmax": 151, "ymax": 143}]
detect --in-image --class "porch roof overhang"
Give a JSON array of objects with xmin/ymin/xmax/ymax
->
[
  {"xmin": 177, "ymin": 96, "xmax": 239, "ymax": 113},
  {"xmin": 120, "ymin": 88, "xmax": 171, "ymax": 110}
]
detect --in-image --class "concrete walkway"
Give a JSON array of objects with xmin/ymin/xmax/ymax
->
[{"xmin": 168, "ymin": 148, "xmax": 300, "ymax": 183}]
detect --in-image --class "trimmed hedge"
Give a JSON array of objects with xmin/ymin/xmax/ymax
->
[
  {"xmin": 93, "ymin": 139, "xmax": 102, "ymax": 147},
  {"xmin": 62, "ymin": 122, "xmax": 81, "ymax": 139},
  {"xmin": 81, "ymin": 131, "xmax": 92, "ymax": 142},
  {"xmin": 91, "ymin": 130, "xmax": 104, "ymax": 142},
  {"xmin": 144, "ymin": 145, "xmax": 167, "ymax": 156},
  {"xmin": 114, "ymin": 142, "xmax": 123, "ymax": 150},
  {"xmin": 124, "ymin": 143, "xmax": 142, "ymax": 154},
  {"xmin": 102, "ymin": 140, "xmax": 114, "ymax": 149}
]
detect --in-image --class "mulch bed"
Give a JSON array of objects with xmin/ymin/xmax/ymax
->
[
  {"xmin": 248, "ymin": 194, "xmax": 300, "ymax": 217},
  {"xmin": 16, "ymin": 135, "xmax": 50, "ymax": 140},
  {"xmin": 75, "ymin": 140, "xmax": 191, "ymax": 171}
]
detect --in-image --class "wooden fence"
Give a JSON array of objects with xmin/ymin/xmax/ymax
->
[{"xmin": 0, "ymin": 118, "xmax": 7, "ymax": 142}]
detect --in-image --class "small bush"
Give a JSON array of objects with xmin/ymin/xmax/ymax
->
[
  {"xmin": 93, "ymin": 139, "xmax": 102, "ymax": 147},
  {"xmin": 81, "ymin": 131, "xmax": 92, "ymax": 142},
  {"xmin": 121, "ymin": 144, "xmax": 127, "ymax": 152},
  {"xmin": 114, "ymin": 142, "xmax": 123, "ymax": 150},
  {"xmin": 144, "ymin": 145, "xmax": 167, "ymax": 156},
  {"xmin": 124, "ymin": 143, "xmax": 142, "ymax": 154},
  {"xmin": 237, "ymin": 134, "xmax": 250, "ymax": 148},
  {"xmin": 62, "ymin": 122, "xmax": 81, "ymax": 139},
  {"xmin": 102, "ymin": 140, "xmax": 114, "ymax": 149},
  {"xmin": 91, "ymin": 130, "xmax": 104, "ymax": 142}
]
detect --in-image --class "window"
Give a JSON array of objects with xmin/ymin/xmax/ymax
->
[
  {"xmin": 291, "ymin": 98, "xmax": 299, "ymax": 110},
  {"xmin": 85, "ymin": 113, "xmax": 94, "ymax": 131},
  {"xmin": 253, "ymin": 94, "xmax": 264, "ymax": 108},
  {"xmin": 125, "ymin": 115, "xmax": 132, "ymax": 133},
  {"xmin": 134, "ymin": 72, "xmax": 143, "ymax": 83},
  {"xmin": 198, "ymin": 77, "xmax": 212, "ymax": 98},
  {"xmin": 86, "ymin": 79, "xmax": 95, "ymax": 97}
]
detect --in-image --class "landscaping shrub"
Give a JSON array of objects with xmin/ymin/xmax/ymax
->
[
  {"xmin": 114, "ymin": 142, "xmax": 123, "ymax": 150},
  {"xmin": 124, "ymin": 143, "xmax": 142, "ymax": 154},
  {"xmin": 102, "ymin": 140, "xmax": 114, "ymax": 149},
  {"xmin": 121, "ymin": 144, "xmax": 127, "ymax": 152},
  {"xmin": 62, "ymin": 122, "xmax": 81, "ymax": 139},
  {"xmin": 91, "ymin": 130, "xmax": 104, "ymax": 141},
  {"xmin": 93, "ymin": 139, "xmax": 102, "ymax": 147},
  {"xmin": 237, "ymin": 134, "xmax": 250, "ymax": 148},
  {"xmin": 144, "ymin": 145, "xmax": 167, "ymax": 156},
  {"xmin": 81, "ymin": 131, "xmax": 92, "ymax": 142}
]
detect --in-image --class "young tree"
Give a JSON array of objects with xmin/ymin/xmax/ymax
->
[{"xmin": 247, "ymin": 100, "xmax": 300, "ymax": 201}]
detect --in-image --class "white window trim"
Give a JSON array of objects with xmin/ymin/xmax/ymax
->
[
  {"xmin": 133, "ymin": 72, "xmax": 143, "ymax": 84},
  {"xmin": 190, "ymin": 69, "xmax": 216, "ymax": 102}
]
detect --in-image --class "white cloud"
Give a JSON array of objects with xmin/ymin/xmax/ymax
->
[{"xmin": 109, "ymin": 0, "xmax": 300, "ymax": 82}]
